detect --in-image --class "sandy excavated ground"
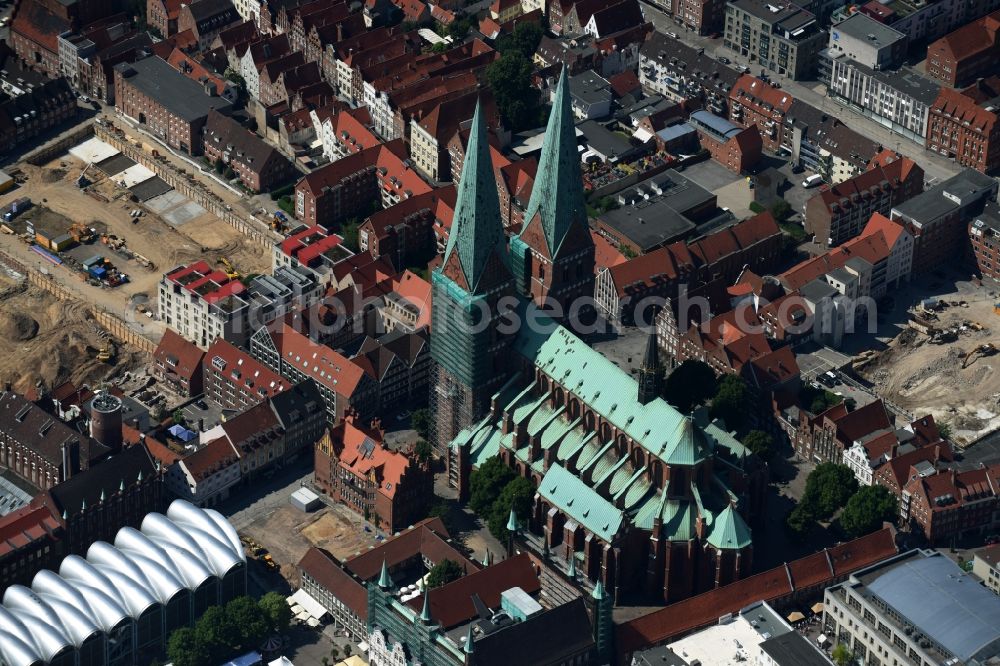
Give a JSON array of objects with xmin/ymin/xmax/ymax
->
[
  {"xmin": 5, "ymin": 160, "xmax": 269, "ymax": 306},
  {"xmin": 241, "ymin": 506, "xmax": 379, "ymax": 585},
  {"xmin": 861, "ymin": 288, "xmax": 1000, "ymax": 445},
  {"xmin": 0, "ymin": 279, "xmax": 144, "ymax": 394}
]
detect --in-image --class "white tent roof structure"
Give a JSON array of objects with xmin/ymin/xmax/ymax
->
[{"xmin": 0, "ymin": 500, "xmax": 245, "ymax": 666}]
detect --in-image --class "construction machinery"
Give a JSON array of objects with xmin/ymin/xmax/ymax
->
[
  {"xmin": 96, "ymin": 345, "xmax": 114, "ymax": 362},
  {"xmin": 68, "ymin": 223, "xmax": 94, "ymax": 243},
  {"xmin": 963, "ymin": 343, "xmax": 998, "ymax": 369},
  {"xmin": 217, "ymin": 256, "xmax": 240, "ymax": 279}
]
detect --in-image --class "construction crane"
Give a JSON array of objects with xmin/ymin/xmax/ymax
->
[
  {"xmin": 217, "ymin": 256, "xmax": 240, "ymax": 280},
  {"xmin": 963, "ymin": 343, "xmax": 997, "ymax": 369}
]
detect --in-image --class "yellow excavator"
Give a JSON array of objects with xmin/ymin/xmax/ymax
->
[
  {"xmin": 963, "ymin": 343, "xmax": 997, "ymax": 369},
  {"xmin": 217, "ymin": 256, "xmax": 240, "ymax": 280},
  {"xmin": 96, "ymin": 345, "xmax": 114, "ymax": 362}
]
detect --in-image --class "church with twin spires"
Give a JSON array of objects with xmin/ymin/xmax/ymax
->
[{"xmin": 430, "ymin": 69, "xmax": 765, "ymax": 604}]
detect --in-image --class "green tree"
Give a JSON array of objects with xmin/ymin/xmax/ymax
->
[
  {"xmin": 485, "ymin": 50, "xmax": 540, "ymax": 131},
  {"xmin": 832, "ymin": 642, "xmax": 852, "ymax": 666},
  {"xmin": 343, "ymin": 644, "xmax": 353, "ymax": 657},
  {"xmin": 488, "ymin": 476, "xmax": 535, "ymax": 541},
  {"xmin": 172, "ymin": 408, "xmax": 186, "ymax": 425},
  {"xmin": 770, "ymin": 199, "xmax": 791, "ymax": 222},
  {"xmin": 258, "ymin": 591, "xmax": 292, "ymax": 634},
  {"xmin": 411, "ymin": 408, "xmax": 431, "ymax": 439},
  {"xmin": 802, "ymin": 463, "xmax": 858, "ymax": 520},
  {"xmin": 938, "ymin": 420, "xmax": 953, "ymax": 440},
  {"xmin": 497, "ymin": 21, "xmax": 543, "ymax": 58},
  {"xmin": 214, "ymin": 158, "xmax": 225, "ymax": 174},
  {"xmin": 840, "ymin": 485, "xmax": 898, "ymax": 538},
  {"xmin": 428, "ymin": 500, "xmax": 454, "ymax": 533},
  {"xmin": 414, "ymin": 439, "xmax": 432, "ymax": 463},
  {"xmin": 195, "ymin": 606, "xmax": 239, "ymax": 660},
  {"xmin": 167, "ymin": 628, "xmax": 210, "ymax": 666},
  {"xmin": 469, "ymin": 456, "xmax": 515, "ymax": 515},
  {"xmin": 224, "ymin": 68, "xmax": 247, "ymax": 98},
  {"xmin": 785, "ymin": 502, "xmax": 814, "ymax": 537},
  {"xmin": 340, "ymin": 217, "xmax": 361, "ymax": 252},
  {"xmin": 225, "ymin": 596, "xmax": 268, "ymax": 648},
  {"xmin": 431, "ymin": 42, "xmax": 449, "ymax": 53},
  {"xmin": 663, "ymin": 360, "xmax": 716, "ymax": 413},
  {"xmin": 446, "ymin": 16, "xmax": 471, "ymax": 39},
  {"xmin": 711, "ymin": 374, "xmax": 748, "ymax": 434},
  {"xmin": 329, "ymin": 646, "xmax": 340, "ymax": 661},
  {"xmin": 224, "ymin": 167, "xmax": 236, "ymax": 180},
  {"xmin": 427, "ymin": 559, "xmax": 464, "ymax": 588},
  {"xmin": 742, "ymin": 430, "xmax": 775, "ymax": 461},
  {"xmin": 618, "ymin": 243, "xmax": 637, "ymax": 259}
]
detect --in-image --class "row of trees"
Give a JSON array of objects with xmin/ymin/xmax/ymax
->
[
  {"xmin": 786, "ymin": 463, "xmax": 898, "ymax": 539},
  {"xmin": 167, "ymin": 593, "xmax": 291, "ymax": 666},
  {"xmin": 469, "ymin": 457, "xmax": 535, "ymax": 540}
]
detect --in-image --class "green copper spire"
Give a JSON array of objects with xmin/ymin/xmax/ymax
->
[
  {"xmin": 441, "ymin": 100, "xmax": 506, "ymax": 294},
  {"xmin": 420, "ymin": 589, "xmax": 433, "ymax": 623},
  {"xmin": 592, "ymin": 580, "xmax": 605, "ymax": 600},
  {"xmin": 378, "ymin": 558, "xmax": 392, "ymax": 589},
  {"xmin": 523, "ymin": 65, "xmax": 587, "ymax": 254},
  {"xmin": 464, "ymin": 622, "xmax": 475, "ymax": 654},
  {"xmin": 506, "ymin": 508, "xmax": 518, "ymax": 533}
]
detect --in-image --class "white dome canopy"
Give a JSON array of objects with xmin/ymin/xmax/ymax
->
[{"xmin": 0, "ymin": 500, "xmax": 246, "ymax": 666}]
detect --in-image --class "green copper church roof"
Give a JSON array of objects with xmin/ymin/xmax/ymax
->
[
  {"xmin": 707, "ymin": 504, "xmax": 753, "ymax": 550},
  {"xmin": 538, "ymin": 463, "xmax": 624, "ymax": 542},
  {"xmin": 521, "ymin": 66, "xmax": 587, "ymax": 255},
  {"xmin": 441, "ymin": 100, "xmax": 506, "ymax": 294},
  {"xmin": 513, "ymin": 320, "xmax": 710, "ymax": 467}
]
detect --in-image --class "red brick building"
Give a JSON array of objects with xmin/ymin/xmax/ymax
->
[
  {"xmin": 689, "ymin": 109, "xmax": 762, "ymax": 173},
  {"xmin": 293, "ymin": 139, "xmax": 430, "ymax": 229},
  {"xmin": 203, "ymin": 338, "xmax": 290, "ymax": 411},
  {"xmin": 203, "ymin": 109, "xmax": 296, "ymax": 192},
  {"xmin": 114, "ymin": 56, "xmax": 233, "ymax": 155},
  {"xmin": 147, "ymin": 0, "xmax": 182, "ymax": 36},
  {"xmin": 314, "ymin": 413, "xmax": 433, "ymax": 533},
  {"xmin": 789, "ymin": 399, "xmax": 894, "ymax": 464},
  {"xmin": 926, "ymin": 11, "xmax": 1000, "ymax": 87},
  {"xmin": 969, "ymin": 202, "xmax": 1000, "ymax": 279},
  {"xmin": 671, "ymin": 0, "xmax": 726, "ymax": 35},
  {"xmin": 903, "ymin": 465, "xmax": 1000, "ymax": 544},
  {"xmin": 927, "ymin": 79, "xmax": 1000, "ymax": 174},
  {"xmin": 0, "ymin": 505, "xmax": 63, "ymax": 591},
  {"xmin": 616, "ymin": 529, "xmax": 898, "ymax": 658},
  {"xmin": 152, "ymin": 328, "xmax": 206, "ymax": 396},
  {"xmin": 729, "ymin": 75, "xmax": 794, "ymax": 153},
  {"xmin": 176, "ymin": 0, "xmax": 241, "ymax": 48},
  {"xmin": 805, "ymin": 152, "xmax": 924, "ymax": 246},
  {"xmin": 358, "ymin": 187, "xmax": 454, "ymax": 271}
]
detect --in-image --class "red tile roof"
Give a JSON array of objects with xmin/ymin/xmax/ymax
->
[
  {"xmin": 592, "ymin": 229, "xmax": 627, "ymax": 273},
  {"xmin": 336, "ymin": 416, "xmax": 411, "ymax": 500},
  {"xmin": 154, "ymin": 329, "xmax": 206, "ymax": 384},
  {"xmin": 616, "ymin": 529, "xmax": 898, "ymax": 655},
  {"xmin": 11, "ymin": 0, "xmax": 70, "ymax": 54},
  {"xmin": 407, "ymin": 554, "xmax": 541, "ymax": 628},
  {"xmin": 298, "ymin": 546, "xmax": 368, "ymax": 619},
  {"xmin": 344, "ymin": 517, "xmax": 477, "ymax": 579},
  {"xmin": 204, "ymin": 338, "xmax": 289, "ymax": 398},
  {"xmin": 276, "ymin": 324, "xmax": 368, "ymax": 397},
  {"xmin": 0, "ymin": 505, "xmax": 60, "ymax": 557},
  {"xmin": 182, "ymin": 436, "xmax": 239, "ymax": 481},
  {"xmin": 933, "ymin": 84, "xmax": 1000, "ymax": 134},
  {"xmin": 730, "ymin": 75, "xmax": 794, "ymax": 116},
  {"xmin": 929, "ymin": 11, "xmax": 1000, "ymax": 63}
]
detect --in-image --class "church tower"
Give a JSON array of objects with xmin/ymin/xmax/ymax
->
[
  {"xmin": 637, "ymin": 329, "xmax": 662, "ymax": 405},
  {"xmin": 511, "ymin": 65, "xmax": 596, "ymax": 319},
  {"xmin": 430, "ymin": 101, "xmax": 516, "ymax": 452}
]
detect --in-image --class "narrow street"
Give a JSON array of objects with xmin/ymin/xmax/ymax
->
[{"xmin": 638, "ymin": 0, "xmax": 963, "ymax": 184}]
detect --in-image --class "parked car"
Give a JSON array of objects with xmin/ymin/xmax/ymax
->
[
  {"xmin": 802, "ymin": 174, "xmax": 823, "ymax": 188},
  {"xmin": 718, "ymin": 56, "xmax": 731, "ymax": 64}
]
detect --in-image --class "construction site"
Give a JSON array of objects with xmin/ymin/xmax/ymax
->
[
  {"xmin": 857, "ymin": 280, "xmax": 1000, "ymax": 445},
  {"xmin": 0, "ymin": 123, "xmax": 280, "ymax": 406},
  {"xmin": 0, "ymin": 270, "xmax": 145, "ymax": 395}
]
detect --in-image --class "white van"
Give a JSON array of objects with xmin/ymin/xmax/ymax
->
[{"xmin": 802, "ymin": 174, "xmax": 823, "ymax": 188}]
